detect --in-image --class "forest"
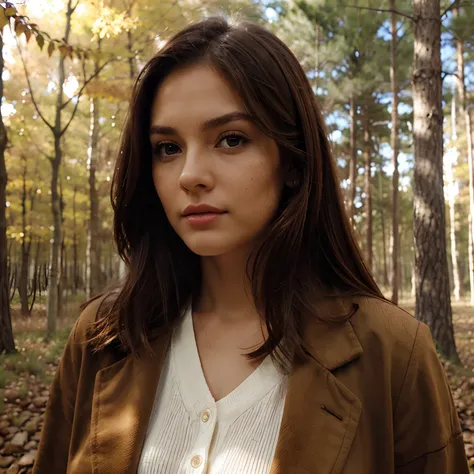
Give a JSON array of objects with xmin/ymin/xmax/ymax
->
[{"xmin": 0, "ymin": 0, "xmax": 473, "ymax": 472}]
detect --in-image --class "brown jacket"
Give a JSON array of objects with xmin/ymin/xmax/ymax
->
[{"xmin": 33, "ymin": 295, "xmax": 469, "ymax": 474}]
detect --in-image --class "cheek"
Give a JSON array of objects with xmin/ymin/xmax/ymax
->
[
  {"xmin": 241, "ymin": 165, "xmax": 282, "ymax": 216},
  {"xmin": 152, "ymin": 168, "xmax": 173, "ymax": 215}
]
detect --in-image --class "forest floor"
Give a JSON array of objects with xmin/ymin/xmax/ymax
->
[{"xmin": 0, "ymin": 299, "xmax": 473, "ymax": 473}]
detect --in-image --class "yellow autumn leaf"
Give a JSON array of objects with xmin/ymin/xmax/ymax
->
[
  {"xmin": 0, "ymin": 11, "xmax": 9, "ymax": 30},
  {"xmin": 4, "ymin": 6, "xmax": 17, "ymax": 17},
  {"xmin": 59, "ymin": 45, "xmax": 68, "ymax": 57},
  {"xmin": 48, "ymin": 42, "xmax": 55, "ymax": 57}
]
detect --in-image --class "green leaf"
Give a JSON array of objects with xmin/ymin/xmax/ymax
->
[
  {"xmin": 36, "ymin": 34, "xmax": 44, "ymax": 50},
  {"xmin": 4, "ymin": 6, "xmax": 17, "ymax": 17},
  {"xmin": 47, "ymin": 41, "xmax": 55, "ymax": 57}
]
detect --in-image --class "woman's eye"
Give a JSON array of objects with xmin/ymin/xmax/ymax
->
[
  {"xmin": 218, "ymin": 134, "xmax": 247, "ymax": 149},
  {"xmin": 154, "ymin": 142, "xmax": 180, "ymax": 157}
]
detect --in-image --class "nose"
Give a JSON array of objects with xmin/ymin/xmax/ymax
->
[{"xmin": 178, "ymin": 147, "xmax": 214, "ymax": 192}]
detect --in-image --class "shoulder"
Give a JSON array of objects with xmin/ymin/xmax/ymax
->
[
  {"xmin": 333, "ymin": 293, "xmax": 458, "ymax": 380},
  {"xmin": 344, "ymin": 295, "xmax": 435, "ymax": 379},
  {"xmin": 348, "ymin": 294, "xmax": 422, "ymax": 348},
  {"xmin": 66, "ymin": 292, "xmax": 121, "ymax": 365},
  {"xmin": 71, "ymin": 293, "xmax": 112, "ymax": 344}
]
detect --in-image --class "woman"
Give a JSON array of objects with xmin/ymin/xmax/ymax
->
[{"xmin": 33, "ymin": 17, "xmax": 468, "ymax": 474}]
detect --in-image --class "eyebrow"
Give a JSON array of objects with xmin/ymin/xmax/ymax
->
[{"xmin": 149, "ymin": 111, "xmax": 255, "ymax": 136}]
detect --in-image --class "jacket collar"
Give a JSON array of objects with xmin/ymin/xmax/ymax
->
[
  {"xmin": 304, "ymin": 296, "xmax": 363, "ymax": 370},
  {"xmin": 91, "ymin": 296, "xmax": 363, "ymax": 474}
]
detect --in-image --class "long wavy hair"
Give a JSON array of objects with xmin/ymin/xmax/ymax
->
[{"xmin": 85, "ymin": 16, "xmax": 384, "ymax": 366}]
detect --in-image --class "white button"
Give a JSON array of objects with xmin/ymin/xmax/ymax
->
[
  {"xmin": 191, "ymin": 455, "xmax": 202, "ymax": 468},
  {"xmin": 201, "ymin": 409, "xmax": 211, "ymax": 423}
]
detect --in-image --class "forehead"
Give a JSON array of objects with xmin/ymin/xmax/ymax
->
[{"xmin": 151, "ymin": 64, "xmax": 246, "ymax": 123}]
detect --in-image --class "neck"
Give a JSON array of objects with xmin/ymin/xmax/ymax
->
[{"xmin": 194, "ymin": 248, "xmax": 261, "ymax": 325}]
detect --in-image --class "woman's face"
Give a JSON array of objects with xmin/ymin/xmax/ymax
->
[{"xmin": 150, "ymin": 63, "xmax": 283, "ymax": 257}]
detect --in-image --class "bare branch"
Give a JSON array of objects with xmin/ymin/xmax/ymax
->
[
  {"xmin": 71, "ymin": 0, "xmax": 80, "ymax": 15},
  {"xmin": 61, "ymin": 59, "xmax": 112, "ymax": 110},
  {"xmin": 81, "ymin": 56, "xmax": 87, "ymax": 83},
  {"xmin": 60, "ymin": 96, "xmax": 81, "ymax": 137},
  {"xmin": 60, "ymin": 60, "xmax": 112, "ymax": 136},
  {"xmin": 441, "ymin": 70, "xmax": 460, "ymax": 79},
  {"xmin": 15, "ymin": 38, "xmax": 55, "ymax": 132},
  {"xmin": 441, "ymin": 0, "xmax": 460, "ymax": 18},
  {"xmin": 342, "ymin": 4, "xmax": 416, "ymax": 21}
]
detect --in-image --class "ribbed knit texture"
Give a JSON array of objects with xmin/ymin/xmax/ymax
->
[{"xmin": 137, "ymin": 307, "xmax": 288, "ymax": 474}]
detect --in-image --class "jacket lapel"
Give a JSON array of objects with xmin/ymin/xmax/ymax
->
[
  {"xmin": 91, "ymin": 331, "xmax": 172, "ymax": 474},
  {"xmin": 270, "ymin": 298, "xmax": 363, "ymax": 474}
]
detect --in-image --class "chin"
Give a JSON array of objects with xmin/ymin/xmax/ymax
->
[
  {"xmin": 182, "ymin": 235, "xmax": 246, "ymax": 258},
  {"xmin": 185, "ymin": 243, "xmax": 232, "ymax": 257}
]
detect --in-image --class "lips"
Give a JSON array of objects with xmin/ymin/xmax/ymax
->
[{"xmin": 182, "ymin": 204, "xmax": 226, "ymax": 217}]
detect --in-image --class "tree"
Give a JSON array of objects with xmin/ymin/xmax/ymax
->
[
  {"xmin": 452, "ymin": 4, "xmax": 474, "ymax": 304},
  {"xmin": 0, "ymin": 31, "xmax": 15, "ymax": 354},
  {"xmin": 19, "ymin": 0, "xmax": 109, "ymax": 338},
  {"xmin": 348, "ymin": 95, "xmax": 357, "ymax": 221},
  {"xmin": 390, "ymin": 0, "xmax": 400, "ymax": 303},
  {"xmin": 363, "ymin": 103, "xmax": 372, "ymax": 269},
  {"xmin": 412, "ymin": 0, "xmax": 458, "ymax": 360},
  {"xmin": 17, "ymin": 153, "xmax": 40, "ymax": 315},
  {"xmin": 445, "ymin": 82, "xmax": 461, "ymax": 301},
  {"xmin": 86, "ymin": 49, "xmax": 102, "ymax": 299}
]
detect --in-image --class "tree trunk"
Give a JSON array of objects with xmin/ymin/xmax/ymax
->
[
  {"xmin": 29, "ymin": 239, "xmax": 41, "ymax": 313},
  {"xmin": 470, "ymin": 215, "xmax": 474, "ymax": 304},
  {"xmin": 454, "ymin": 11, "xmax": 474, "ymax": 305},
  {"xmin": 363, "ymin": 108, "xmax": 372, "ymax": 270},
  {"xmin": 57, "ymin": 177, "xmax": 67, "ymax": 316},
  {"xmin": 378, "ymin": 161, "xmax": 389, "ymax": 287},
  {"xmin": 412, "ymin": 0, "xmax": 458, "ymax": 361},
  {"xmin": 446, "ymin": 163, "xmax": 460, "ymax": 300},
  {"xmin": 0, "ymin": 34, "xmax": 15, "ymax": 354},
  {"xmin": 18, "ymin": 155, "xmax": 29, "ymax": 315},
  {"xmin": 72, "ymin": 185, "xmax": 78, "ymax": 295},
  {"xmin": 467, "ymin": 107, "xmax": 474, "ymax": 305},
  {"xmin": 46, "ymin": 0, "xmax": 73, "ymax": 339},
  {"xmin": 61, "ymin": 240, "xmax": 68, "ymax": 312},
  {"xmin": 348, "ymin": 94, "xmax": 357, "ymax": 221},
  {"xmin": 127, "ymin": 30, "xmax": 135, "ymax": 80},
  {"xmin": 47, "ymin": 139, "xmax": 62, "ymax": 338},
  {"xmin": 86, "ymin": 93, "xmax": 101, "ymax": 299},
  {"xmin": 446, "ymin": 82, "xmax": 461, "ymax": 301},
  {"xmin": 314, "ymin": 23, "xmax": 320, "ymax": 92},
  {"xmin": 399, "ymin": 230, "xmax": 404, "ymax": 299},
  {"xmin": 390, "ymin": 0, "xmax": 400, "ymax": 304}
]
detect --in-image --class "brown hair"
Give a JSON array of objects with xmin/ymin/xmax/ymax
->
[{"xmin": 85, "ymin": 16, "xmax": 383, "ymax": 366}]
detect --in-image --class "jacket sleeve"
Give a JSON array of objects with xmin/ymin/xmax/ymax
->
[
  {"xmin": 394, "ymin": 321, "xmax": 469, "ymax": 474},
  {"xmin": 32, "ymin": 311, "xmax": 90, "ymax": 473}
]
